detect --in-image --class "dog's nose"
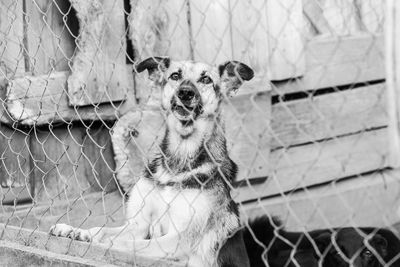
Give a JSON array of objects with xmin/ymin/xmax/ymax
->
[
  {"xmin": 177, "ymin": 80, "xmax": 198, "ymax": 104},
  {"xmin": 177, "ymin": 87, "xmax": 196, "ymax": 102}
]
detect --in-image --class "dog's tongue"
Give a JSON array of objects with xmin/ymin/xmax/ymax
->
[{"xmin": 174, "ymin": 105, "xmax": 192, "ymax": 116}]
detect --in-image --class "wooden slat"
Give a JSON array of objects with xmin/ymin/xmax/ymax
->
[
  {"xmin": 229, "ymin": 0, "xmax": 269, "ymax": 74},
  {"xmin": 25, "ymin": 0, "xmax": 75, "ymax": 74},
  {"xmin": 303, "ymin": 0, "xmax": 333, "ymax": 35},
  {"xmin": 240, "ymin": 169, "xmax": 400, "ymax": 231},
  {"xmin": 189, "ymin": 0, "xmax": 232, "ymax": 64},
  {"xmin": 234, "ymin": 127, "xmax": 389, "ymax": 203},
  {"xmin": 272, "ymin": 34, "xmax": 385, "ymax": 95},
  {"xmin": 82, "ymin": 125, "xmax": 117, "ymax": 193},
  {"xmin": 224, "ymin": 91, "xmax": 271, "ymax": 181},
  {"xmin": 386, "ymin": 0, "xmax": 400, "ymax": 167},
  {"xmin": 304, "ymin": 34, "xmax": 385, "ymax": 90},
  {"xmin": 0, "ymin": 0, "xmax": 25, "ymax": 77},
  {"xmin": 30, "ymin": 124, "xmax": 118, "ymax": 202},
  {"xmin": 129, "ymin": 0, "xmax": 192, "ymax": 60},
  {"xmin": 29, "ymin": 124, "xmax": 116, "ymax": 202},
  {"xmin": 271, "ymin": 83, "xmax": 387, "ymax": 149},
  {"xmin": 5, "ymin": 71, "xmax": 135, "ymax": 125},
  {"xmin": 0, "ymin": 126, "xmax": 31, "ymax": 194},
  {"xmin": 360, "ymin": 0, "xmax": 385, "ymax": 33},
  {"xmin": 321, "ymin": 0, "xmax": 361, "ymax": 35},
  {"xmin": 30, "ymin": 125, "xmax": 91, "ymax": 202},
  {"xmin": 265, "ymin": 0, "xmax": 305, "ymax": 80},
  {"xmin": 3, "ymin": 70, "xmax": 265, "ymax": 126},
  {"xmin": 67, "ymin": 0, "xmax": 129, "ymax": 106}
]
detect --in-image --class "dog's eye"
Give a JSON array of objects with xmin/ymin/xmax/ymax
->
[
  {"xmin": 169, "ymin": 73, "xmax": 181, "ymax": 81},
  {"xmin": 363, "ymin": 250, "xmax": 373, "ymax": 258},
  {"xmin": 198, "ymin": 76, "xmax": 213, "ymax": 84}
]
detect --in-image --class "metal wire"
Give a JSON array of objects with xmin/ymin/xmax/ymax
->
[{"xmin": 0, "ymin": 0, "xmax": 393, "ymax": 266}]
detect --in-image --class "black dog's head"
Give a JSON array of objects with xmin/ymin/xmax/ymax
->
[
  {"xmin": 136, "ymin": 57, "xmax": 253, "ymax": 136},
  {"xmin": 314, "ymin": 228, "xmax": 389, "ymax": 267}
]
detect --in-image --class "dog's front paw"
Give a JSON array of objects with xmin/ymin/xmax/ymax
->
[
  {"xmin": 49, "ymin": 224, "xmax": 91, "ymax": 242},
  {"xmin": 49, "ymin": 223, "xmax": 74, "ymax": 237}
]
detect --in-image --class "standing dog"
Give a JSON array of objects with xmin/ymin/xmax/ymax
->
[{"xmin": 50, "ymin": 57, "xmax": 254, "ymax": 266}]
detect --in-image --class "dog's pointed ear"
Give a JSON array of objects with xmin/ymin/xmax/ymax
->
[
  {"xmin": 370, "ymin": 234, "xmax": 388, "ymax": 257},
  {"xmin": 314, "ymin": 232, "xmax": 332, "ymax": 256},
  {"xmin": 136, "ymin": 57, "xmax": 170, "ymax": 83},
  {"xmin": 218, "ymin": 61, "xmax": 254, "ymax": 95}
]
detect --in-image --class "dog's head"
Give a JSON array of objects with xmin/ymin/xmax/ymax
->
[
  {"xmin": 314, "ymin": 229, "xmax": 388, "ymax": 267},
  {"xmin": 136, "ymin": 57, "xmax": 254, "ymax": 125}
]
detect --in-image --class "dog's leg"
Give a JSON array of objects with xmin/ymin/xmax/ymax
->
[
  {"xmin": 50, "ymin": 178, "xmax": 156, "ymax": 242},
  {"xmin": 49, "ymin": 222, "xmax": 138, "ymax": 243}
]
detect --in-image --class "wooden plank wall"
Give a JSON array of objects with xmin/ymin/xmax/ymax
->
[
  {"xmin": 0, "ymin": 1, "xmax": 31, "ymax": 199},
  {"xmin": 1, "ymin": 1, "xmax": 121, "ymax": 204},
  {"xmin": 236, "ymin": 1, "xmax": 390, "ymax": 230},
  {"xmin": 67, "ymin": 0, "xmax": 129, "ymax": 106}
]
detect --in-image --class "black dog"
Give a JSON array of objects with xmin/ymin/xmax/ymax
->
[{"xmin": 243, "ymin": 216, "xmax": 400, "ymax": 267}]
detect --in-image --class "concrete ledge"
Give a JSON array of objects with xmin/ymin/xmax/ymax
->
[
  {"xmin": 0, "ymin": 224, "xmax": 183, "ymax": 267},
  {"xmin": 0, "ymin": 240, "xmax": 114, "ymax": 267}
]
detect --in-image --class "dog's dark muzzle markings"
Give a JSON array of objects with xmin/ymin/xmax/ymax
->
[{"xmin": 171, "ymin": 79, "xmax": 202, "ymax": 121}]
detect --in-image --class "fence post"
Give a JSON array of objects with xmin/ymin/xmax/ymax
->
[{"xmin": 386, "ymin": 0, "xmax": 400, "ymax": 167}]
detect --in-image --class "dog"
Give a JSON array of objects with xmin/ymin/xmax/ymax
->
[
  {"xmin": 49, "ymin": 57, "xmax": 254, "ymax": 266},
  {"xmin": 243, "ymin": 216, "xmax": 400, "ymax": 267},
  {"xmin": 313, "ymin": 227, "xmax": 400, "ymax": 267}
]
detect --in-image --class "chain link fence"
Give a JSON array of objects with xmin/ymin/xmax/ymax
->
[{"xmin": 0, "ymin": 0, "xmax": 396, "ymax": 266}]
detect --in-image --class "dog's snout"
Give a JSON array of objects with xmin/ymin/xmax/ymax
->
[
  {"xmin": 176, "ymin": 80, "xmax": 199, "ymax": 104},
  {"xmin": 178, "ymin": 88, "xmax": 196, "ymax": 101}
]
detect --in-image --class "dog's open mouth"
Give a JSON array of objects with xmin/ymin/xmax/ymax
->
[{"xmin": 172, "ymin": 102, "xmax": 196, "ymax": 121}]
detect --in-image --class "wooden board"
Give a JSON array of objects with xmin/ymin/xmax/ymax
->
[
  {"xmin": 271, "ymin": 83, "xmax": 387, "ymax": 149},
  {"xmin": 265, "ymin": 0, "xmax": 305, "ymax": 80},
  {"xmin": 240, "ymin": 169, "xmax": 400, "ymax": 231},
  {"xmin": 189, "ymin": 0, "xmax": 232, "ymax": 64},
  {"xmin": 0, "ymin": 125, "xmax": 31, "ymax": 202},
  {"xmin": 224, "ymin": 91, "xmax": 271, "ymax": 181},
  {"xmin": 321, "ymin": 0, "xmax": 361, "ymax": 35},
  {"xmin": 5, "ymin": 71, "xmax": 135, "ymax": 125},
  {"xmin": 82, "ymin": 125, "xmax": 117, "ymax": 193},
  {"xmin": 30, "ymin": 125, "xmax": 91, "ymax": 202},
  {"xmin": 25, "ymin": 0, "xmax": 75, "ymax": 74},
  {"xmin": 304, "ymin": 34, "xmax": 385, "ymax": 90},
  {"xmin": 29, "ymin": 124, "xmax": 116, "ymax": 202},
  {"xmin": 303, "ymin": 0, "xmax": 334, "ymax": 35},
  {"xmin": 0, "ymin": 0, "xmax": 25, "ymax": 76},
  {"xmin": 228, "ymin": 0, "xmax": 271, "ymax": 88},
  {"xmin": 272, "ymin": 34, "xmax": 385, "ymax": 95},
  {"xmin": 386, "ymin": 0, "xmax": 400, "ymax": 168},
  {"xmin": 67, "ymin": 0, "xmax": 129, "ymax": 106},
  {"xmin": 129, "ymin": 0, "xmax": 192, "ymax": 60},
  {"xmin": 234, "ymin": 127, "xmax": 390, "ymax": 203},
  {"xmin": 4, "ymin": 70, "xmax": 265, "ymax": 126},
  {"xmin": 360, "ymin": 0, "xmax": 385, "ymax": 33}
]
